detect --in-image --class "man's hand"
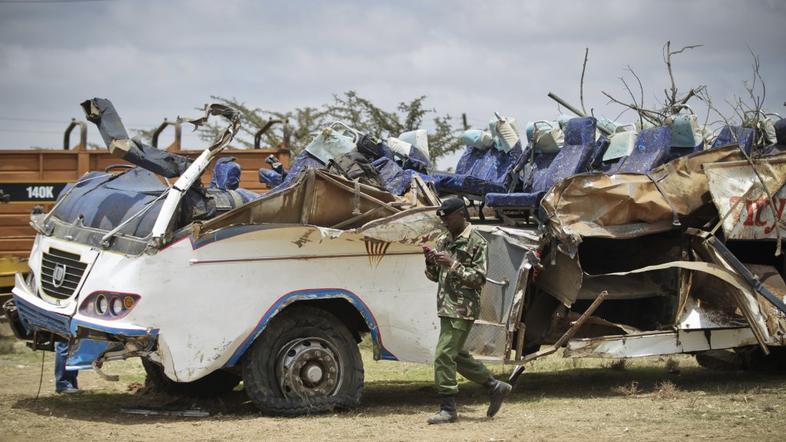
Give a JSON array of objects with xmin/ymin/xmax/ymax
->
[
  {"xmin": 433, "ymin": 251, "xmax": 455, "ymax": 268},
  {"xmin": 422, "ymin": 245, "xmax": 436, "ymax": 264}
]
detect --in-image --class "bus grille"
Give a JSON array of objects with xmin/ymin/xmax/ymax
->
[{"xmin": 40, "ymin": 248, "xmax": 87, "ymax": 300}]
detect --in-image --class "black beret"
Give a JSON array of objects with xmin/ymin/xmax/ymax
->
[{"xmin": 437, "ymin": 197, "xmax": 465, "ymax": 217}]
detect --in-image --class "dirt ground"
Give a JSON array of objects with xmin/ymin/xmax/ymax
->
[{"xmin": 2, "ymin": 323, "xmax": 786, "ymax": 442}]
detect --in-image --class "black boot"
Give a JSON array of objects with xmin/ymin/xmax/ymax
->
[
  {"xmin": 485, "ymin": 378, "xmax": 512, "ymax": 417},
  {"xmin": 427, "ymin": 396, "xmax": 458, "ymax": 424}
]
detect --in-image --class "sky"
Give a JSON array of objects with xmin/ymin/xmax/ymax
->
[{"xmin": 0, "ymin": 0, "xmax": 784, "ymax": 168}]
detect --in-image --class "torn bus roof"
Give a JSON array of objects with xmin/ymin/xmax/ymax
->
[{"xmin": 195, "ymin": 168, "xmax": 443, "ymax": 245}]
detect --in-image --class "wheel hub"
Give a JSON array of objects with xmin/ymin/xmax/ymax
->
[
  {"xmin": 303, "ymin": 363, "xmax": 324, "ymax": 384},
  {"xmin": 277, "ymin": 337, "xmax": 341, "ymax": 399}
]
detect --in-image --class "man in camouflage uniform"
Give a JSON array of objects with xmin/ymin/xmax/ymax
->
[{"xmin": 423, "ymin": 197, "xmax": 512, "ymax": 424}]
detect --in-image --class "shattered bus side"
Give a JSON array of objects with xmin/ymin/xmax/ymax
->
[{"xmin": 508, "ymin": 146, "xmax": 786, "ymax": 375}]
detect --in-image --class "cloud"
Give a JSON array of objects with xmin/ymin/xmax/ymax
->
[{"xmin": 0, "ymin": 0, "xmax": 783, "ymax": 168}]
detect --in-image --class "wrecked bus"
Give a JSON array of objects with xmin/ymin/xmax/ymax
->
[{"xmin": 4, "ymin": 99, "xmax": 786, "ymax": 415}]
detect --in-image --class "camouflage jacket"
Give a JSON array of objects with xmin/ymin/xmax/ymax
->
[{"xmin": 425, "ymin": 224, "xmax": 488, "ymax": 321}]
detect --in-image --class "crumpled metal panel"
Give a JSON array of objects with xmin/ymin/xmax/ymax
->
[
  {"xmin": 357, "ymin": 208, "xmax": 443, "ymax": 244},
  {"xmin": 200, "ymin": 169, "xmax": 442, "ymax": 244},
  {"xmin": 540, "ymin": 145, "xmax": 746, "ymax": 241},
  {"xmin": 747, "ymin": 264, "xmax": 786, "ymax": 341},
  {"xmin": 81, "ymin": 98, "xmax": 192, "ymax": 178}
]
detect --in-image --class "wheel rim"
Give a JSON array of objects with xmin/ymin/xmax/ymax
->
[{"xmin": 276, "ymin": 337, "xmax": 342, "ymax": 399}]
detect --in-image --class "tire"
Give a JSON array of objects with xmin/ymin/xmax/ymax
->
[
  {"xmin": 738, "ymin": 346, "xmax": 786, "ymax": 371},
  {"xmin": 142, "ymin": 358, "xmax": 241, "ymax": 397},
  {"xmin": 695, "ymin": 350, "xmax": 744, "ymax": 371},
  {"xmin": 242, "ymin": 305, "xmax": 364, "ymax": 416},
  {"xmin": 696, "ymin": 347, "xmax": 786, "ymax": 371}
]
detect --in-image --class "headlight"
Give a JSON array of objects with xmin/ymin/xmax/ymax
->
[
  {"xmin": 79, "ymin": 291, "xmax": 140, "ymax": 320},
  {"xmin": 122, "ymin": 295, "xmax": 136, "ymax": 310},
  {"xmin": 95, "ymin": 294, "xmax": 108, "ymax": 315},
  {"xmin": 110, "ymin": 297, "xmax": 123, "ymax": 316}
]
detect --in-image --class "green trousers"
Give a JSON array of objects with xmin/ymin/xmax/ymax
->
[{"xmin": 434, "ymin": 316, "xmax": 493, "ymax": 396}]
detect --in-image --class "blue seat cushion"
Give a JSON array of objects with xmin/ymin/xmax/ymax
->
[
  {"xmin": 210, "ymin": 157, "xmax": 241, "ymax": 190},
  {"xmin": 485, "ymin": 191, "xmax": 544, "ymax": 208},
  {"xmin": 235, "ymin": 188, "xmax": 260, "ymax": 203},
  {"xmin": 564, "ymin": 117, "xmax": 597, "ymax": 145},
  {"xmin": 372, "ymin": 157, "xmax": 436, "ymax": 195},
  {"xmin": 588, "ymin": 136, "xmax": 610, "ymax": 170},
  {"xmin": 486, "ymin": 143, "xmax": 596, "ymax": 209},
  {"xmin": 258, "ymin": 168, "xmax": 283, "ymax": 187},
  {"xmin": 434, "ymin": 144, "xmax": 522, "ymax": 196},
  {"xmin": 404, "ymin": 146, "xmax": 432, "ymax": 173},
  {"xmin": 453, "ymin": 147, "xmax": 482, "ymax": 175},
  {"xmin": 433, "ymin": 172, "xmax": 509, "ymax": 195},
  {"xmin": 262, "ymin": 151, "xmax": 325, "ymax": 194},
  {"xmin": 373, "ymin": 157, "xmax": 411, "ymax": 195},
  {"xmin": 711, "ymin": 126, "xmax": 754, "ymax": 155},
  {"xmin": 615, "ymin": 126, "xmax": 672, "ymax": 174},
  {"xmin": 531, "ymin": 144, "xmax": 594, "ymax": 192}
]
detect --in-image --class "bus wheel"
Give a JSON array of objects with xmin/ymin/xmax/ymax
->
[{"xmin": 242, "ymin": 305, "xmax": 364, "ymax": 416}]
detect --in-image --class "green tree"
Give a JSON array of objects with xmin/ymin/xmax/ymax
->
[
  {"xmin": 195, "ymin": 91, "xmax": 463, "ymax": 164},
  {"xmin": 195, "ymin": 96, "xmax": 328, "ymax": 151},
  {"xmin": 323, "ymin": 91, "xmax": 462, "ymax": 163}
]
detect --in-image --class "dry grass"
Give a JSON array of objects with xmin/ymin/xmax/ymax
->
[
  {"xmin": 0, "ymin": 324, "xmax": 17, "ymax": 355},
  {"xmin": 0, "ymin": 338, "xmax": 14, "ymax": 355},
  {"xmin": 603, "ymin": 358, "xmax": 628, "ymax": 371},
  {"xmin": 611, "ymin": 380, "xmax": 640, "ymax": 396},
  {"xmin": 2, "ymin": 325, "xmax": 786, "ymax": 441},
  {"xmin": 653, "ymin": 380, "xmax": 679, "ymax": 400}
]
